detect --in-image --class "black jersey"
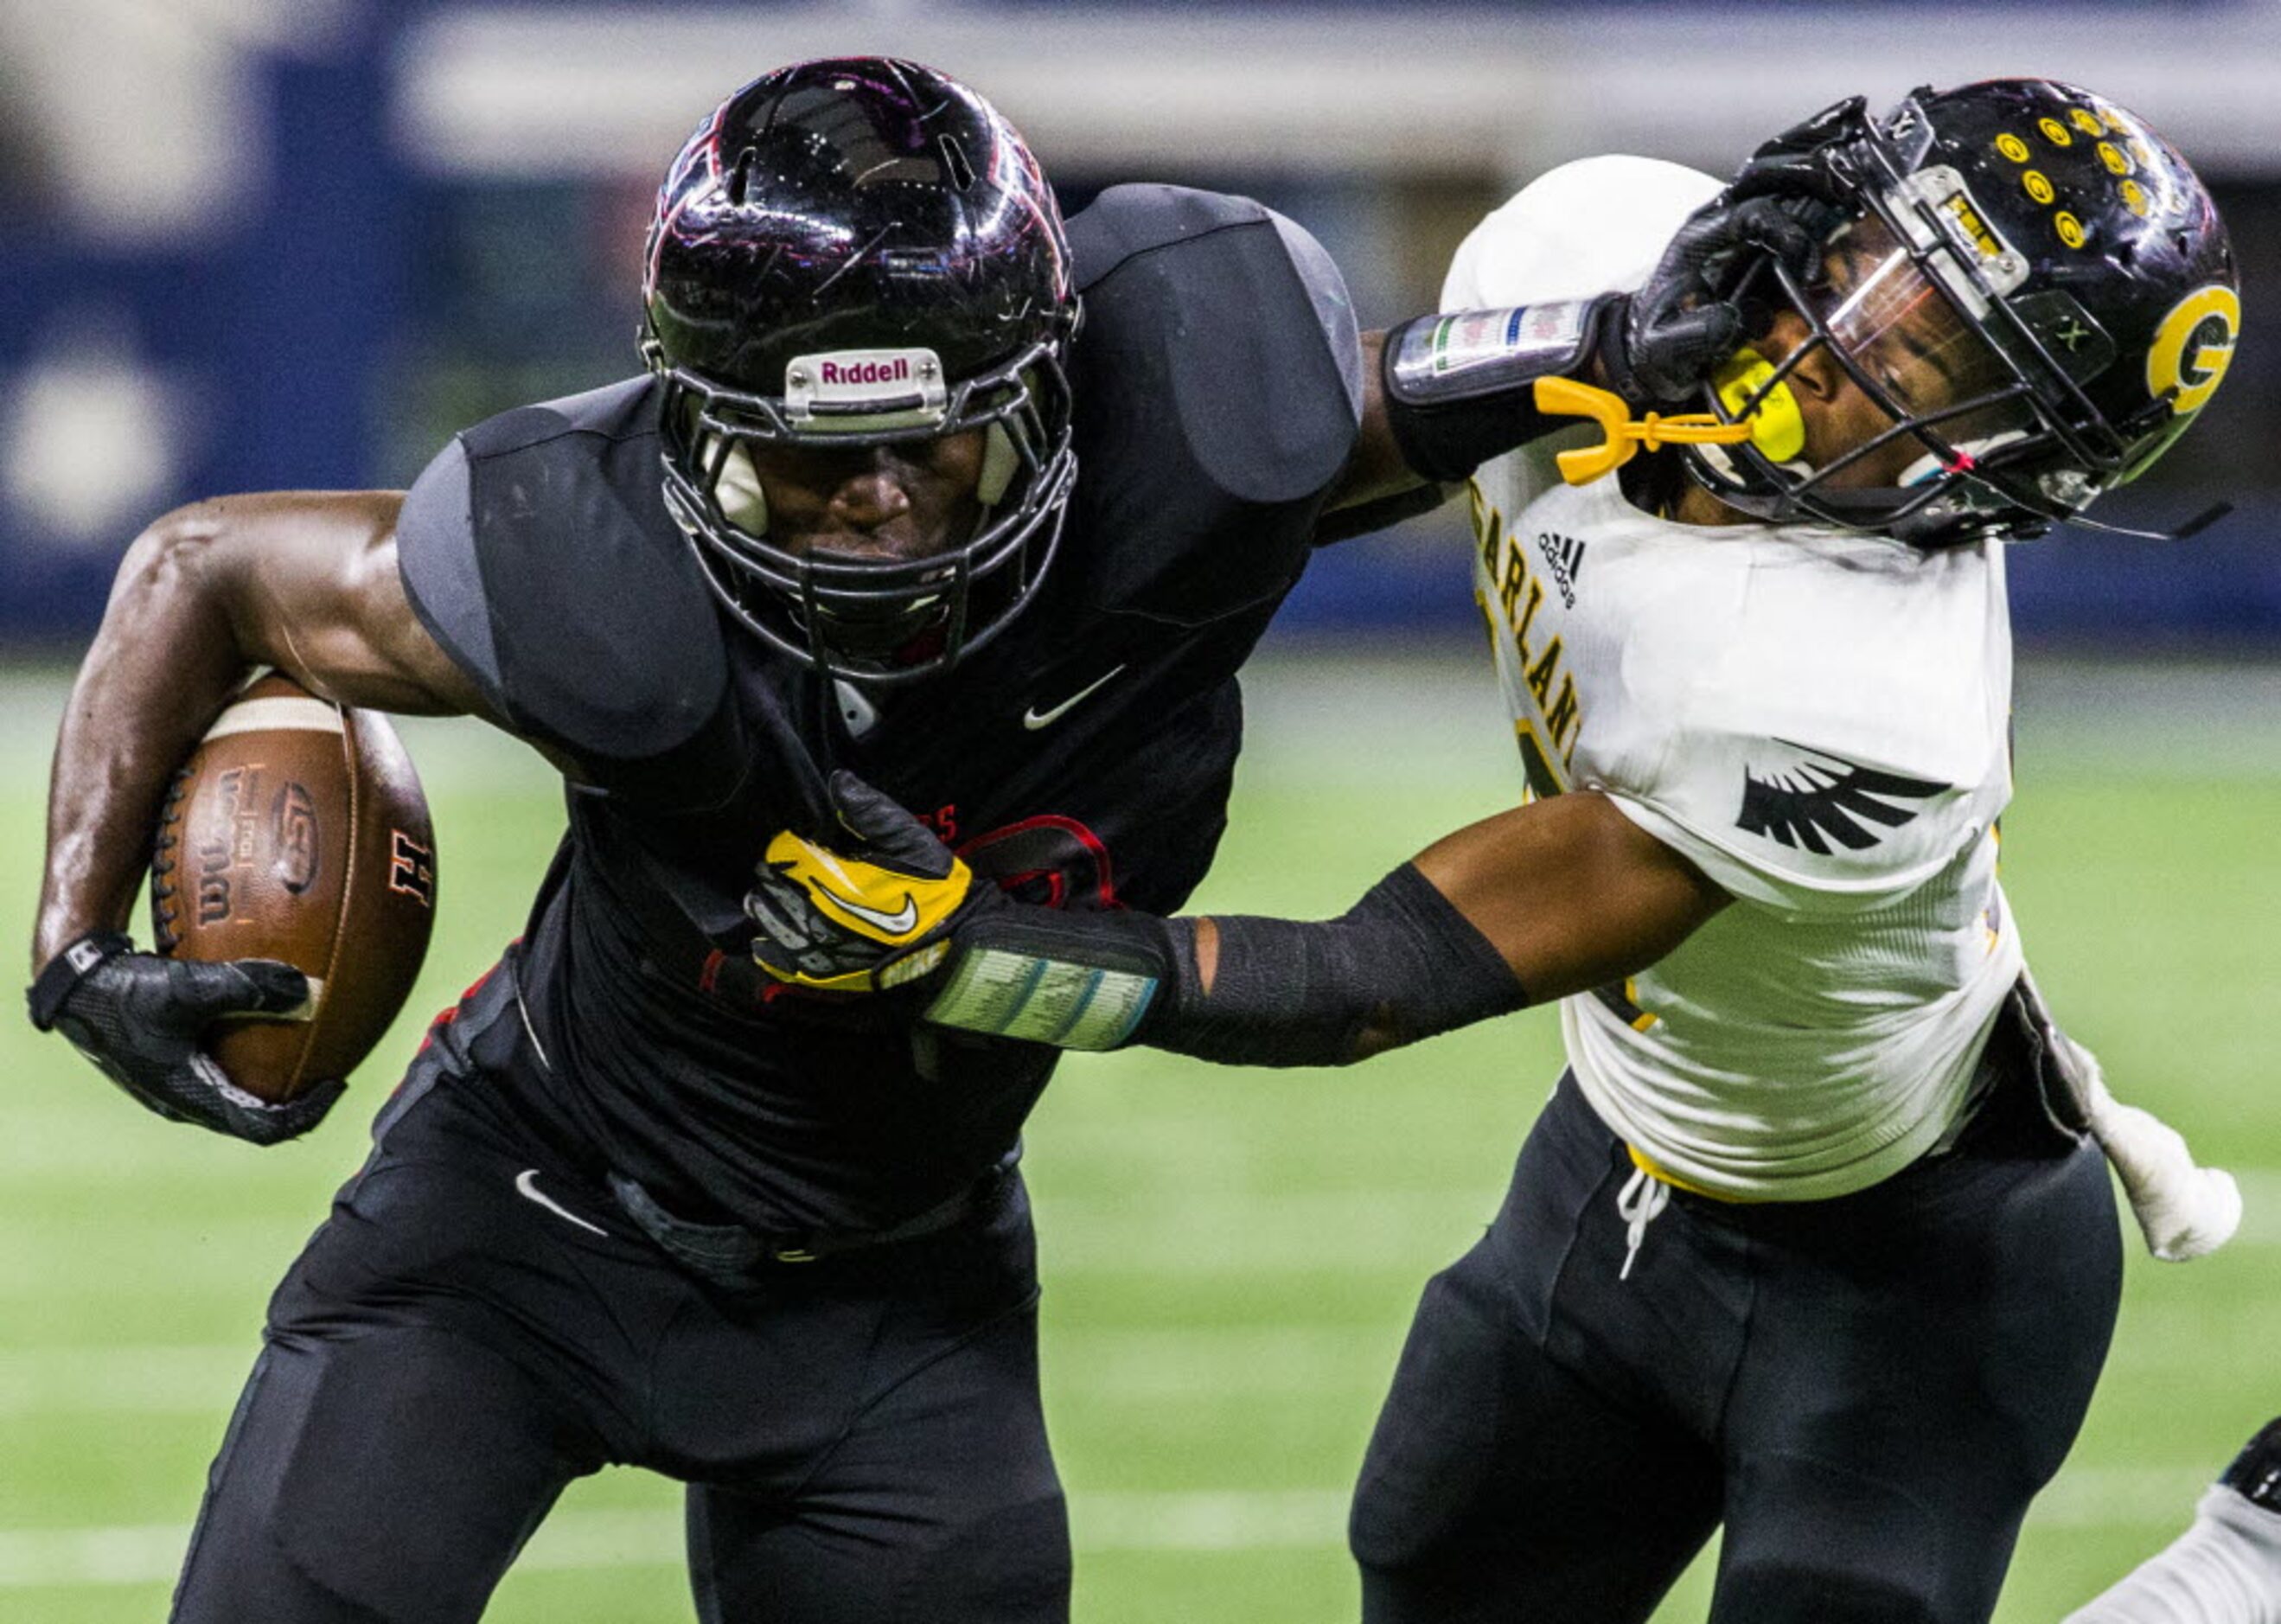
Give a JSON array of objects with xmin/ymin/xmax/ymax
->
[{"xmin": 396, "ymin": 185, "xmax": 1360, "ymax": 1232}]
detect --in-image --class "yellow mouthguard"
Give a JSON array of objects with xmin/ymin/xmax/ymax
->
[
  {"xmin": 1711, "ymin": 348, "xmax": 1807, "ymax": 464},
  {"xmin": 1533, "ymin": 376, "xmax": 1760, "ymax": 486}
]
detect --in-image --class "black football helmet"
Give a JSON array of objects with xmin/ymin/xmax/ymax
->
[
  {"xmin": 1689, "ymin": 79, "xmax": 2239, "ymax": 545},
  {"xmin": 641, "ymin": 59, "xmax": 1080, "ymax": 681}
]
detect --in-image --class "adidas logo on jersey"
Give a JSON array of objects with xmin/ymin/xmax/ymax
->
[
  {"xmin": 1536, "ymin": 530, "xmax": 1585, "ymax": 608},
  {"xmin": 1735, "ymin": 744, "xmax": 1949, "ymax": 854}
]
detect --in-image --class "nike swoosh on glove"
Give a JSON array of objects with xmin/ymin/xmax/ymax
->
[{"xmin": 746, "ymin": 774, "xmax": 982, "ymax": 994}]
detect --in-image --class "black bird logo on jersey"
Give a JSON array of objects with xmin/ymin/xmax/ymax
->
[{"xmin": 1735, "ymin": 743, "xmax": 1949, "ymax": 854}]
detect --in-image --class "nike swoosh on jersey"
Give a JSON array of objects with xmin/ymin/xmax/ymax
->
[
  {"xmin": 514, "ymin": 1168, "xmax": 609, "ymax": 1237},
  {"xmin": 814, "ymin": 886, "xmax": 921, "ymax": 936},
  {"xmin": 1023, "ymin": 664, "xmax": 1127, "ymax": 730}
]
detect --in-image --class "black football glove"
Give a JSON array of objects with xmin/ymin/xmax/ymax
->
[
  {"xmin": 1599, "ymin": 189, "xmax": 1844, "ymax": 406},
  {"xmin": 28, "ymin": 931, "xmax": 338, "ymax": 1145},
  {"xmin": 745, "ymin": 776, "xmax": 991, "ymax": 994},
  {"xmin": 1597, "ymin": 98, "xmax": 1862, "ymax": 407},
  {"xmin": 1726, "ymin": 94, "xmax": 1868, "ymax": 208}
]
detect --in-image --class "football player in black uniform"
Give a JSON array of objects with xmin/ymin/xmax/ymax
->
[
  {"xmin": 27, "ymin": 57, "xmax": 1792, "ymax": 1624},
  {"xmin": 746, "ymin": 80, "xmax": 2246, "ymax": 1624}
]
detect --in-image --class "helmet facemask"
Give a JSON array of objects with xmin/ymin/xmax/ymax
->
[
  {"xmin": 650, "ymin": 333, "xmax": 1077, "ymax": 684},
  {"xmin": 1687, "ymin": 93, "xmax": 2192, "ymax": 546}
]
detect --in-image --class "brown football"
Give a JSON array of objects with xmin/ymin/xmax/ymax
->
[{"xmin": 150, "ymin": 672, "xmax": 438, "ymax": 1103}]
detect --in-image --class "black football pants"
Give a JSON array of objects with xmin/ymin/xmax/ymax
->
[
  {"xmin": 1350, "ymin": 1062, "xmax": 2122, "ymax": 1624},
  {"xmin": 167, "ymin": 1049, "xmax": 1068, "ymax": 1624}
]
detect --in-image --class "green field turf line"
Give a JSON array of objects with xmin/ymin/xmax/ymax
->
[{"xmin": 0, "ymin": 1467, "xmax": 2234, "ymax": 1589}]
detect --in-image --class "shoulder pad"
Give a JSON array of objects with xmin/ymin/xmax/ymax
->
[
  {"xmin": 1061, "ymin": 186, "xmax": 1361, "ymax": 623},
  {"xmin": 399, "ymin": 378, "xmax": 731, "ymax": 765},
  {"xmin": 1069, "ymin": 185, "xmax": 1280, "ymax": 288}
]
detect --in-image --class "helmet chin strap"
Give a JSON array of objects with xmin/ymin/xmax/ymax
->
[
  {"xmin": 2065, "ymin": 502, "xmax": 2233, "ymax": 543},
  {"xmin": 1895, "ymin": 429, "xmax": 2029, "ymax": 490}
]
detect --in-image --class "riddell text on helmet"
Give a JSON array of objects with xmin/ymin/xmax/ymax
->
[{"xmin": 818, "ymin": 357, "xmax": 910, "ymax": 386}]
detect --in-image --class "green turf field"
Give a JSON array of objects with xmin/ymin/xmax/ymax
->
[{"xmin": 2, "ymin": 651, "xmax": 2275, "ymax": 1622}]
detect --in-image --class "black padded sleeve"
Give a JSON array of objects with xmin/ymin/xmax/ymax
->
[
  {"xmin": 1378, "ymin": 297, "xmax": 1620, "ymax": 483},
  {"xmin": 921, "ymin": 863, "xmax": 1525, "ymax": 1064},
  {"xmin": 1148, "ymin": 863, "xmax": 1529, "ymax": 1066}
]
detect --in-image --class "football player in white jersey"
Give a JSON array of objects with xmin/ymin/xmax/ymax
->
[
  {"xmin": 2066, "ymin": 1418, "xmax": 2281, "ymax": 1624},
  {"xmin": 741, "ymin": 79, "xmax": 2245, "ymax": 1621}
]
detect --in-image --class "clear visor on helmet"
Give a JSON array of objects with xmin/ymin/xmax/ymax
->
[{"xmin": 1806, "ymin": 214, "xmax": 2042, "ymax": 481}]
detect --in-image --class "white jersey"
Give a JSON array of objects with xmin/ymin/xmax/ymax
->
[{"xmin": 1448, "ymin": 157, "xmax": 2024, "ymax": 1202}]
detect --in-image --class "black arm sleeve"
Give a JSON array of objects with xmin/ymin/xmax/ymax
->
[
  {"xmin": 922, "ymin": 863, "xmax": 1526, "ymax": 1063},
  {"xmin": 1147, "ymin": 862, "xmax": 1529, "ymax": 1067}
]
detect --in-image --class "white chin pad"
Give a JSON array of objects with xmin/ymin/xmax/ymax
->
[
  {"xmin": 976, "ymin": 422, "xmax": 1019, "ymax": 508},
  {"xmin": 708, "ymin": 437, "xmax": 769, "ymax": 534}
]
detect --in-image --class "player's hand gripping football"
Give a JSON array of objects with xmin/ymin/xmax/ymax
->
[
  {"xmin": 27, "ymin": 932, "xmax": 339, "ymax": 1145},
  {"xmin": 745, "ymin": 777, "xmax": 986, "ymax": 994}
]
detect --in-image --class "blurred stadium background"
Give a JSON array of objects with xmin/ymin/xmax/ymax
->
[{"xmin": 2, "ymin": 3, "xmax": 2277, "ymax": 1620}]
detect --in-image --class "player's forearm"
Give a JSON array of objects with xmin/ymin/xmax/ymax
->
[
  {"xmin": 1159, "ymin": 865, "xmax": 1531, "ymax": 1064},
  {"xmin": 1327, "ymin": 306, "xmax": 1616, "ymax": 515},
  {"xmin": 921, "ymin": 862, "xmax": 1530, "ymax": 1066},
  {"xmin": 920, "ymin": 794, "xmax": 1726, "ymax": 1065},
  {"xmin": 1367, "ymin": 296, "xmax": 1627, "ymax": 487},
  {"xmin": 1326, "ymin": 331, "xmax": 1427, "ymax": 510},
  {"xmin": 35, "ymin": 513, "xmax": 253, "ymax": 970}
]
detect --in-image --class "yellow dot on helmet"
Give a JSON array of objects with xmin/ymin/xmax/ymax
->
[
  {"xmin": 2099, "ymin": 142, "xmax": 2131, "ymax": 176},
  {"xmin": 2120, "ymin": 179, "xmax": 2149, "ymax": 217},
  {"xmin": 2071, "ymin": 108, "xmax": 2105, "ymax": 136},
  {"xmin": 2055, "ymin": 212, "xmax": 2086, "ymax": 249},
  {"xmin": 2039, "ymin": 117, "xmax": 2073, "ymax": 146},
  {"xmin": 2023, "ymin": 170, "xmax": 2055, "ymax": 205},
  {"xmin": 1996, "ymin": 133, "xmax": 2030, "ymax": 163},
  {"xmin": 1713, "ymin": 349, "xmax": 1806, "ymax": 464}
]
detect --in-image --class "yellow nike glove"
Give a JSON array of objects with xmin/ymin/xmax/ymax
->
[
  {"xmin": 746, "ymin": 774, "xmax": 978, "ymax": 994},
  {"xmin": 750, "ymin": 771, "xmax": 1172, "ymax": 1048}
]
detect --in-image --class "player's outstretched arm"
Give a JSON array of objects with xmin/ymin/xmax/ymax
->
[
  {"xmin": 29, "ymin": 491, "xmax": 492, "ymax": 1142},
  {"xmin": 748, "ymin": 772, "xmax": 1728, "ymax": 1063},
  {"xmin": 1321, "ymin": 182, "xmax": 1838, "ymax": 531}
]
